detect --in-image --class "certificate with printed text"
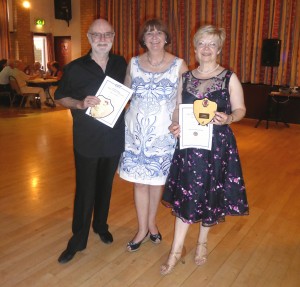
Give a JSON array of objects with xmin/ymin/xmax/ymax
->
[
  {"xmin": 86, "ymin": 76, "xmax": 133, "ymax": 128},
  {"xmin": 179, "ymin": 104, "xmax": 213, "ymax": 150}
]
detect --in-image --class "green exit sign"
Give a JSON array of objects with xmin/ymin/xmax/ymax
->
[{"xmin": 35, "ymin": 19, "xmax": 45, "ymax": 26}]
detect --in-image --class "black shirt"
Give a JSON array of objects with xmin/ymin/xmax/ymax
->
[{"xmin": 55, "ymin": 52, "xmax": 127, "ymax": 157}]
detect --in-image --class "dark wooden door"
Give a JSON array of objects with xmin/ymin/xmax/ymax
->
[{"xmin": 54, "ymin": 36, "xmax": 71, "ymax": 68}]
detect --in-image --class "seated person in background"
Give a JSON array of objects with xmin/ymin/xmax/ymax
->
[
  {"xmin": 23, "ymin": 64, "xmax": 32, "ymax": 75},
  {"xmin": 0, "ymin": 59, "xmax": 7, "ymax": 72},
  {"xmin": 48, "ymin": 61, "xmax": 63, "ymax": 98},
  {"xmin": 51, "ymin": 61, "xmax": 63, "ymax": 80},
  {"xmin": 46, "ymin": 61, "xmax": 63, "ymax": 80},
  {"xmin": 45, "ymin": 61, "xmax": 54, "ymax": 77},
  {"xmin": 32, "ymin": 61, "xmax": 45, "ymax": 78},
  {"xmin": 12, "ymin": 60, "xmax": 49, "ymax": 108},
  {"xmin": 0, "ymin": 59, "xmax": 14, "ymax": 92}
]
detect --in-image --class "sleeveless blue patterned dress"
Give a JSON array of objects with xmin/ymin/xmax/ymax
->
[
  {"xmin": 162, "ymin": 70, "xmax": 249, "ymax": 226},
  {"xmin": 118, "ymin": 56, "xmax": 183, "ymax": 185}
]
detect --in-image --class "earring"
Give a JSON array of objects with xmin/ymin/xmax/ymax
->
[{"xmin": 165, "ymin": 40, "xmax": 167, "ymax": 44}]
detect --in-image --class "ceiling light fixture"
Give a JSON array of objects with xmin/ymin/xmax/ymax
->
[{"xmin": 23, "ymin": 1, "xmax": 31, "ymax": 9}]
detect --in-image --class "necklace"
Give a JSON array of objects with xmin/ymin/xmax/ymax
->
[
  {"xmin": 147, "ymin": 51, "xmax": 165, "ymax": 67},
  {"xmin": 197, "ymin": 64, "xmax": 219, "ymax": 74}
]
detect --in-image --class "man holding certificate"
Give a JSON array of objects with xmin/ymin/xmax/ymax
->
[
  {"xmin": 55, "ymin": 19, "xmax": 127, "ymax": 264},
  {"xmin": 160, "ymin": 25, "xmax": 249, "ymax": 275}
]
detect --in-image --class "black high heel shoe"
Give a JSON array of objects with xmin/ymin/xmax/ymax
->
[
  {"xmin": 127, "ymin": 232, "xmax": 149, "ymax": 252},
  {"xmin": 150, "ymin": 231, "xmax": 162, "ymax": 244}
]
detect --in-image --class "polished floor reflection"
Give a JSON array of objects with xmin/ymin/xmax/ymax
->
[{"xmin": 0, "ymin": 108, "xmax": 300, "ymax": 287}]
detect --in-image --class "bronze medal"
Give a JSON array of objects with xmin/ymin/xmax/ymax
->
[{"xmin": 193, "ymin": 99, "xmax": 217, "ymax": 125}]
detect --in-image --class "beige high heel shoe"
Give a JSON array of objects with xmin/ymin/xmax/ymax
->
[
  {"xmin": 160, "ymin": 246, "xmax": 186, "ymax": 276},
  {"xmin": 194, "ymin": 242, "xmax": 207, "ymax": 266}
]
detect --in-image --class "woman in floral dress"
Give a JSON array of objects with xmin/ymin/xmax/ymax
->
[{"xmin": 160, "ymin": 25, "xmax": 249, "ymax": 275}]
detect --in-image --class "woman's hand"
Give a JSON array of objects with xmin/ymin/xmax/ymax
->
[
  {"xmin": 169, "ymin": 122, "xmax": 181, "ymax": 138},
  {"xmin": 213, "ymin": 112, "xmax": 232, "ymax": 125}
]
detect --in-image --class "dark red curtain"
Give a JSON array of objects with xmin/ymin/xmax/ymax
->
[{"xmin": 0, "ymin": 0, "xmax": 10, "ymax": 59}]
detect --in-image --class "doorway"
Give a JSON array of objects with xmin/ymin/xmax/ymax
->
[
  {"xmin": 54, "ymin": 36, "xmax": 71, "ymax": 69},
  {"xmin": 33, "ymin": 35, "xmax": 48, "ymax": 71}
]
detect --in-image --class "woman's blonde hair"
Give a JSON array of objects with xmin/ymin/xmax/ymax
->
[{"xmin": 193, "ymin": 25, "xmax": 226, "ymax": 50}]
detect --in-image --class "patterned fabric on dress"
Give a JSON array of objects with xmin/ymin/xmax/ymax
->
[
  {"xmin": 162, "ymin": 70, "xmax": 249, "ymax": 226},
  {"xmin": 118, "ymin": 57, "xmax": 183, "ymax": 185}
]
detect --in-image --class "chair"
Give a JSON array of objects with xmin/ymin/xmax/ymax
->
[
  {"xmin": 8, "ymin": 76, "xmax": 39, "ymax": 108},
  {"xmin": 0, "ymin": 89, "xmax": 13, "ymax": 107}
]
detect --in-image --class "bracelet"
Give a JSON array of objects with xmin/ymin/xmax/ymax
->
[{"xmin": 228, "ymin": 114, "xmax": 234, "ymax": 124}]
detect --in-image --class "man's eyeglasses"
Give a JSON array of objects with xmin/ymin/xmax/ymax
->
[{"xmin": 88, "ymin": 32, "xmax": 115, "ymax": 40}]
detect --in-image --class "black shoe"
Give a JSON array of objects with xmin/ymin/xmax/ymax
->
[
  {"xmin": 58, "ymin": 249, "xmax": 77, "ymax": 264},
  {"xmin": 150, "ymin": 231, "xmax": 162, "ymax": 244},
  {"xmin": 127, "ymin": 232, "xmax": 149, "ymax": 252},
  {"xmin": 98, "ymin": 231, "xmax": 113, "ymax": 244}
]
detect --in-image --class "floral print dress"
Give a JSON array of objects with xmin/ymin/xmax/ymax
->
[
  {"xmin": 118, "ymin": 57, "xmax": 183, "ymax": 185},
  {"xmin": 162, "ymin": 70, "xmax": 249, "ymax": 226}
]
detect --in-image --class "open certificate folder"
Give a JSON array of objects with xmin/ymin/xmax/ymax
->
[
  {"xmin": 86, "ymin": 76, "xmax": 133, "ymax": 128},
  {"xmin": 179, "ymin": 104, "xmax": 213, "ymax": 150}
]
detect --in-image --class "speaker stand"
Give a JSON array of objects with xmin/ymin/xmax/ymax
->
[
  {"xmin": 270, "ymin": 66, "xmax": 274, "ymax": 86},
  {"xmin": 255, "ymin": 66, "xmax": 275, "ymax": 128}
]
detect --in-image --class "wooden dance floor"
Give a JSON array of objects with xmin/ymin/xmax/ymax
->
[{"xmin": 0, "ymin": 108, "xmax": 299, "ymax": 286}]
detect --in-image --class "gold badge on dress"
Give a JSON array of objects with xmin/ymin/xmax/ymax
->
[{"xmin": 193, "ymin": 99, "xmax": 217, "ymax": 125}]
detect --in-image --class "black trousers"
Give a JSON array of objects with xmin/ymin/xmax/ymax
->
[
  {"xmin": 0, "ymin": 84, "xmax": 10, "ymax": 92},
  {"xmin": 66, "ymin": 149, "xmax": 121, "ymax": 252}
]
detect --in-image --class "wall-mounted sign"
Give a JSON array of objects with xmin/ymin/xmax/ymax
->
[{"xmin": 35, "ymin": 19, "xmax": 45, "ymax": 26}]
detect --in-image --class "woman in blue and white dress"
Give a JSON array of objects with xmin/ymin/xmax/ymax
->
[{"xmin": 118, "ymin": 19, "xmax": 188, "ymax": 252}]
